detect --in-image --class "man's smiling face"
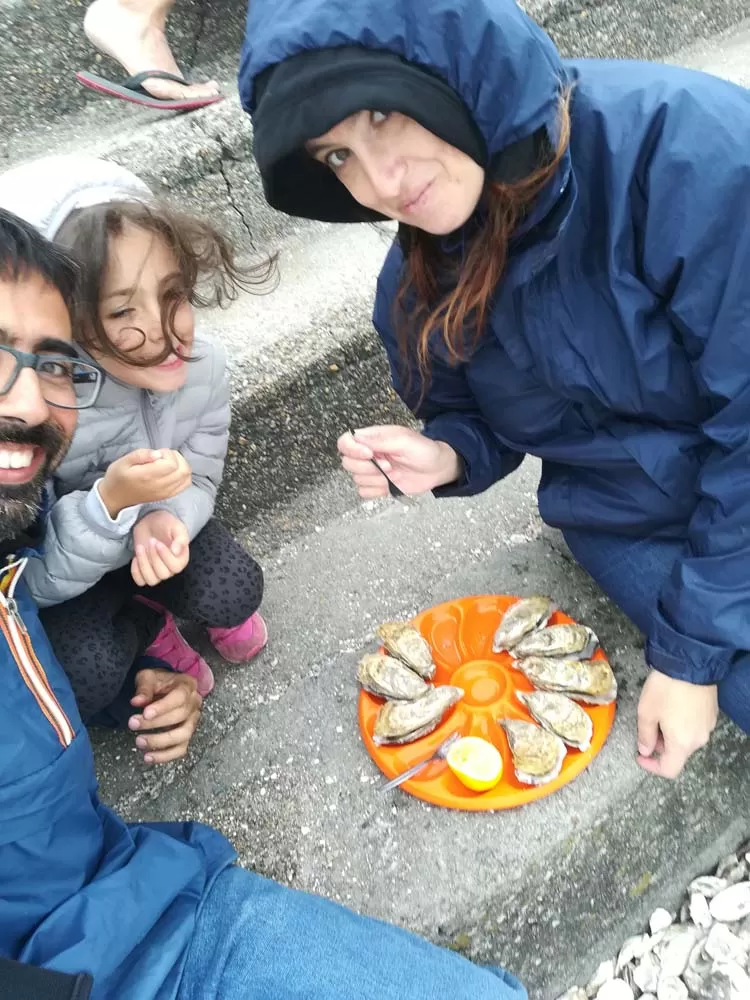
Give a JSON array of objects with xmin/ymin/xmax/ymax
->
[{"xmin": 0, "ymin": 271, "xmax": 77, "ymax": 542}]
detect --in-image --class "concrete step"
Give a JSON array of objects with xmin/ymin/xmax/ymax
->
[
  {"xmin": 84, "ymin": 21, "xmax": 750, "ymax": 1000},
  {"xmin": 4, "ymin": 0, "xmax": 748, "ymax": 148}
]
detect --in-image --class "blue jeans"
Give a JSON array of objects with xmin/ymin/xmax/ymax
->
[
  {"xmin": 177, "ymin": 866, "xmax": 526, "ymax": 1000},
  {"xmin": 563, "ymin": 529, "xmax": 750, "ymax": 733}
]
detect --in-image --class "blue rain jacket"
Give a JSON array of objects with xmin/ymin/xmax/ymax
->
[
  {"xmin": 0, "ymin": 553, "xmax": 235, "ymax": 998},
  {"xmin": 240, "ymin": 0, "xmax": 750, "ymax": 685}
]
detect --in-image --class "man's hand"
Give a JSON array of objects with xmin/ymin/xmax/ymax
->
[
  {"xmin": 637, "ymin": 670, "xmax": 718, "ymax": 779},
  {"xmin": 129, "ymin": 668, "xmax": 202, "ymax": 764},
  {"xmin": 99, "ymin": 448, "xmax": 192, "ymax": 517},
  {"xmin": 131, "ymin": 511, "xmax": 190, "ymax": 586}
]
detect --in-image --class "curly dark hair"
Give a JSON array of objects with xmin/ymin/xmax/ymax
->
[
  {"xmin": 0, "ymin": 207, "xmax": 79, "ymax": 309},
  {"xmin": 55, "ymin": 198, "xmax": 277, "ymax": 367}
]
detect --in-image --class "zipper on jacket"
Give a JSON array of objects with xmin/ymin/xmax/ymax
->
[
  {"xmin": 2, "ymin": 559, "xmax": 74, "ymax": 747},
  {"xmin": 142, "ymin": 391, "xmax": 160, "ymax": 449}
]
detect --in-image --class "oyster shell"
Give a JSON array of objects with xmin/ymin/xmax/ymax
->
[
  {"xmin": 657, "ymin": 924, "xmax": 697, "ymax": 978},
  {"xmin": 377, "ymin": 621, "xmax": 436, "ymax": 679},
  {"xmin": 498, "ymin": 718, "xmax": 566, "ymax": 786},
  {"xmin": 515, "ymin": 655, "xmax": 617, "ymax": 705},
  {"xmin": 649, "ymin": 908, "xmax": 674, "ymax": 935},
  {"xmin": 710, "ymin": 882, "xmax": 750, "ymax": 923},
  {"xmin": 704, "ymin": 923, "xmax": 747, "ymax": 965},
  {"xmin": 655, "ymin": 978, "xmax": 687, "ymax": 1000},
  {"xmin": 357, "ymin": 653, "xmax": 430, "ymax": 701},
  {"xmin": 517, "ymin": 690, "xmax": 593, "ymax": 751},
  {"xmin": 689, "ymin": 891, "xmax": 713, "ymax": 930},
  {"xmin": 492, "ymin": 595, "xmax": 556, "ymax": 652},
  {"xmin": 595, "ymin": 981, "xmax": 633, "ymax": 1000},
  {"xmin": 372, "ymin": 686, "xmax": 463, "ymax": 745},
  {"xmin": 689, "ymin": 876, "xmax": 728, "ymax": 899},
  {"xmin": 586, "ymin": 958, "xmax": 615, "ymax": 996},
  {"xmin": 513, "ymin": 623, "xmax": 599, "ymax": 660}
]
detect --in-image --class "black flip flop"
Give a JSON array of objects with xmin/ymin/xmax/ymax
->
[{"xmin": 75, "ymin": 69, "xmax": 223, "ymax": 111}]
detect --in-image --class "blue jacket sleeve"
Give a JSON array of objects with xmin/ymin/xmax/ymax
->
[
  {"xmin": 373, "ymin": 244, "xmax": 524, "ymax": 497},
  {"xmin": 636, "ymin": 76, "xmax": 750, "ymax": 684}
]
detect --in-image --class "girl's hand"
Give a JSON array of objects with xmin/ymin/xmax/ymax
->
[
  {"xmin": 100, "ymin": 448, "xmax": 192, "ymax": 516},
  {"xmin": 637, "ymin": 671, "xmax": 718, "ymax": 778},
  {"xmin": 131, "ymin": 511, "xmax": 190, "ymax": 586},
  {"xmin": 337, "ymin": 425, "xmax": 462, "ymax": 498},
  {"xmin": 128, "ymin": 668, "xmax": 203, "ymax": 764}
]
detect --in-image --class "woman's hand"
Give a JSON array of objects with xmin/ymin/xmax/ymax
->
[
  {"xmin": 337, "ymin": 425, "xmax": 462, "ymax": 498},
  {"xmin": 637, "ymin": 670, "xmax": 718, "ymax": 778},
  {"xmin": 128, "ymin": 668, "xmax": 203, "ymax": 765}
]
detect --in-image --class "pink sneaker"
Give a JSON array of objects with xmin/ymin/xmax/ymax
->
[
  {"xmin": 139, "ymin": 599, "xmax": 215, "ymax": 697},
  {"xmin": 207, "ymin": 612, "xmax": 268, "ymax": 664}
]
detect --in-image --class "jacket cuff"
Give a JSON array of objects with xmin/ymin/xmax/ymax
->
[
  {"xmin": 646, "ymin": 615, "xmax": 734, "ymax": 685},
  {"xmin": 423, "ymin": 415, "xmax": 516, "ymax": 498},
  {"xmin": 82, "ymin": 481, "xmax": 141, "ymax": 539}
]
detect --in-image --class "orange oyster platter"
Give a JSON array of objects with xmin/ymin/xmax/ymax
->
[{"xmin": 357, "ymin": 595, "xmax": 617, "ymax": 811}]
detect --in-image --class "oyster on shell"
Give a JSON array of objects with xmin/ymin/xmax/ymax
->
[
  {"xmin": 517, "ymin": 690, "xmax": 593, "ymax": 751},
  {"xmin": 492, "ymin": 595, "xmax": 556, "ymax": 653},
  {"xmin": 377, "ymin": 621, "xmax": 436, "ymax": 679},
  {"xmin": 498, "ymin": 718, "xmax": 567, "ymax": 786},
  {"xmin": 512, "ymin": 623, "xmax": 599, "ymax": 660},
  {"xmin": 372, "ymin": 686, "xmax": 463, "ymax": 745},
  {"xmin": 357, "ymin": 653, "xmax": 430, "ymax": 701},
  {"xmin": 514, "ymin": 655, "xmax": 617, "ymax": 705}
]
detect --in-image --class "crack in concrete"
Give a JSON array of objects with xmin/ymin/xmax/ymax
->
[{"xmin": 216, "ymin": 152, "xmax": 258, "ymax": 250}]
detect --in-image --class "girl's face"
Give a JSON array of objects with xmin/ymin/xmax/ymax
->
[
  {"xmin": 96, "ymin": 221, "xmax": 194, "ymax": 391},
  {"xmin": 307, "ymin": 111, "xmax": 485, "ymax": 234}
]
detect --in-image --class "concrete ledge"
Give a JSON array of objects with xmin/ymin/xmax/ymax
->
[{"xmin": 4, "ymin": 0, "xmax": 748, "ymax": 146}]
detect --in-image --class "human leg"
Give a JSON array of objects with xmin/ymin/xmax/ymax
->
[
  {"xmin": 39, "ymin": 568, "xmax": 162, "ymax": 721},
  {"xmin": 176, "ymin": 866, "xmax": 526, "ymax": 1000},
  {"xmin": 562, "ymin": 528, "xmax": 750, "ymax": 733},
  {"xmin": 146, "ymin": 518, "xmax": 267, "ymax": 663},
  {"xmin": 82, "ymin": 0, "xmax": 220, "ymax": 101}
]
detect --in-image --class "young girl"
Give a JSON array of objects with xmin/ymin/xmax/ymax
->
[{"xmin": 0, "ymin": 154, "xmax": 271, "ymax": 760}]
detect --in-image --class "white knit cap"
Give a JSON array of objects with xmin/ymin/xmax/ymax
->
[{"xmin": 0, "ymin": 154, "xmax": 152, "ymax": 239}]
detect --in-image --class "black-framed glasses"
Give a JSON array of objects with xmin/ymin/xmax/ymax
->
[{"xmin": 0, "ymin": 344, "xmax": 102, "ymax": 410}]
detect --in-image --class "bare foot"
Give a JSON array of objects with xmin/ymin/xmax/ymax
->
[{"xmin": 84, "ymin": 0, "xmax": 221, "ymax": 102}]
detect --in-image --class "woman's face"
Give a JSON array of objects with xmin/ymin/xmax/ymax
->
[{"xmin": 307, "ymin": 111, "xmax": 485, "ymax": 234}]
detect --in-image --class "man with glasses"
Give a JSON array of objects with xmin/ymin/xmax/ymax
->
[{"xmin": 0, "ymin": 208, "xmax": 526, "ymax": 1000}]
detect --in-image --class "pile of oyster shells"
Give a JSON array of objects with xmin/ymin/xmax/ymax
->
[{"xmin": 556, "ymin": 845, "xmax": 750, "ymax": 1000}]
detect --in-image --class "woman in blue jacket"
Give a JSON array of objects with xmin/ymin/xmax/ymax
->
[{"xmin": 240, "ymin": 0, "xmax": 750, "ymax": 779}]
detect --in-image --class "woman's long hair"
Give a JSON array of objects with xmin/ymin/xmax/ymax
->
[{"xmin": 395, "ymin": 91, "xmax": 572, "ymax": 383}]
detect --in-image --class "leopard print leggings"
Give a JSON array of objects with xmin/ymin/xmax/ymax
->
[{"xmin": 40, "ymin": 519, "xmax": 264, "ymax": 720}]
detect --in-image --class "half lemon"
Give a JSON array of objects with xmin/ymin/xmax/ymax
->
[{"xmin": 447, "ymin": 736, "xmax": 503, "ymax": 792}]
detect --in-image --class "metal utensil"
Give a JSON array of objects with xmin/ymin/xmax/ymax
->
[
  {"xmin": 380, "ymin": 731, "xmax": 462, "ymax": 792},
  {"xmin": 369, "ymin": 456, "xmax": 415, "ymax": 506}
]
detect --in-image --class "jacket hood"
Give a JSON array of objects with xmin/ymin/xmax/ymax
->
[
  {"xmin": 0, "ymin": 155, "xmax": 151, "ymax": 240},
  {"xmin": 239, "ymin": 0, "xmax": 568, "ymax": 222}
]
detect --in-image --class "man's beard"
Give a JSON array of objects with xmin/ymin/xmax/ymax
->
[{"xmin": 0, "ymin": 421, "xmax": 69, "ymax": 544}]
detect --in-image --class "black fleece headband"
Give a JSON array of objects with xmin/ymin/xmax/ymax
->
[{"xmin": 252, "ymin": 46, "xmax": 543, "ymax": 223}]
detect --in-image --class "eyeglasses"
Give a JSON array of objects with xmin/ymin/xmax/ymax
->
[{"xmin": 0, "ymin": 344, "xmax": 102, "ymax": 410}]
